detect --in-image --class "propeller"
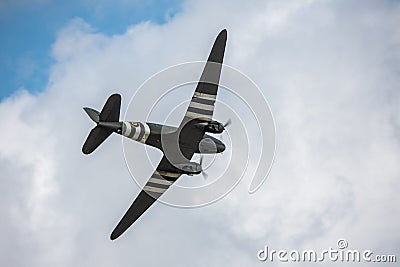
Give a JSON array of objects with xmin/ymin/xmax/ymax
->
[
  {"xmin": 223, "ymin": 119, "xmax": 232, "ymax": 128},
  {"xmin": 221, "ymin": 119, "xmax": 232, "ymax": 142},
  {"xmin": 199, "ymin": 155, "xmax": 208, "ymax": 179}
]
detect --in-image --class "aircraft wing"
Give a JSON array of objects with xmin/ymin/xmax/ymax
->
[
  {"xmin": 110, "ymin": 156, "xmax": 181, "ymax": 240},
  {"xmin": 178, "ymin": 29, "xmax": 227, "ymax": 160}
]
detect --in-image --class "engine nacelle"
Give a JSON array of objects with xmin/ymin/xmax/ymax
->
[
  {"xmin": 198, "ymin": 120, "xmax": 225, "ymax": 134},
  {"xmin": 175, "ymin": 162, "xmax": 202, "ymax": 175}
]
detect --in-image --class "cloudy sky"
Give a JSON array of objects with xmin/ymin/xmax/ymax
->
[{"xmin": 1, "ymin": 0, "xmax": 399, "ymax": 266}]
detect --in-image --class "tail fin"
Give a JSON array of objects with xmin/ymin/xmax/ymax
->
[
  {"xmin": 99, "ymin": 94, "xmax": 121, "ymax": 122},
  {"xmin": 82, "ymin": 94, "xmax": 121, "ymax": 154}
]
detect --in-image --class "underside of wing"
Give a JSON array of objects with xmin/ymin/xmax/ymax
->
[
  {"xmin": 110, "ymin": 156, "xmax": 181, "ymax": 240},
  {"xmin": 181, "ymin": 29, "xmax": 227, "ymax": 124},
  {"xmin": 177, "ymin": 29, "xmax": 227, "ymax": 161}
]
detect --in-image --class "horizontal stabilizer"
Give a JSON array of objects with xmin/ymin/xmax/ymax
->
[
  {"xmin": 82, "ymin": 126, "xmax": 113, "ymax": 154},
  {"xmin": 83, "ymin": 107, "xmax": 100, "ymax": 123}
]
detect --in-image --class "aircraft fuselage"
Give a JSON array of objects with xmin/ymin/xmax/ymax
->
[{"xmin": 120, "ymin": 121, "xmax": 226, "ymax": 154}]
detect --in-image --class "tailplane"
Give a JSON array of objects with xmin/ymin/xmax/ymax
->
[{"xmin": 82, "ymin": 94, "xmax": 122, "ymax": 154}]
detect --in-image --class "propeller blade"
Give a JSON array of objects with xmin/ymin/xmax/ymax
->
[
  {"xmin": 223, "ymin": 119, "xmax": 232, "ymax": 128},
  {"xmin": 220, "ymin": 119, "xmax": 231, "ymax": 141},
  {"xmin": 199, "ymin": 155, "xmax": 208, "ymax": 179}
]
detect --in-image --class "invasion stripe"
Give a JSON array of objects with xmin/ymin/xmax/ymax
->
[
  {"xmin": 152, "ymin": 172, "xmax": 164, "ymax": 179},
  {"xmin": 186, "ymin": 111, "xmax": 212, "ymax": 121},
  {"xmin": 187, "ymin": 107, "xmax": 214, "ymax": 116},
  {"xmin": 192, "ymin": 97, "xmax": 215, "ymax": 106},
  {"xmin": 122, "ymin": 122, "xmax": 131, "ymax": 136},
  {"xmin": 137, "ymin": 122, "xmax": 146, "ymax": 141},
  {"xmin": 189, "ymin": 101, "xmax": 214, "ymax": 111},
  {"xmin": 146, "ymin": 181, "xmax": 170, "ymax": 189},
  {"xmin": 149, "ymin": 177, "xmax": 173, "ymax": 186},
  {"xmin": 141, "ymin": 123, "xmax": 151, "ymax": 143},
  {"xmin": 144, "ymin": 185, "xmax": 167, "ymax": 194},
  {"xmin": 194, "ymin": 92, "xmax": 216, "ymax": 100},
  {"xmin": 128, "ymin": 126, "xmax": 136, "ymax": 139},
  {"xmin": 132, "ymin": 124, "xmax": 140, "ymax": 140}
]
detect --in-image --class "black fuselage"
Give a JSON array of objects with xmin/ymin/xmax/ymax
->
[
  {"xmin": 120, "ymin": 121, "xmax": 225, "ymax": 155},
  {"xmin": 145, "ymin": 123, "xmax": 225, "ymax": 154}
]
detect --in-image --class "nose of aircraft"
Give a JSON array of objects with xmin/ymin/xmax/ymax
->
[{"xmin": 218, "ymin": 142, "xmax": 226, "ymax": 153}]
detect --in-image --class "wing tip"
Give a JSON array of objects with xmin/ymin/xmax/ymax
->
[
  {"xmin": 110, "ymin": 231, "xmax": 120, "ymax": 240},
  {"xmin": 82, "ymin": 147, "xmax": 90, "ymax": 155},
  {"xmin": 218, "ymin": 29, "xmax": 227, "ymax": 41}
]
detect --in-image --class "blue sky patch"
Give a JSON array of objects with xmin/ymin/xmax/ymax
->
[{"xmin": 0, "ymin": 0, "xmax": 182, "ymax": 99}]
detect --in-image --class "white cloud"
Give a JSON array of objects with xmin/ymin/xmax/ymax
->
[{"xmin": 1, "ymin": 0, "xmax": 399, "ymax": 266}]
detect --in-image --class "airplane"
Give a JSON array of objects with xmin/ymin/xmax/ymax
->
[{"xmin": 82, "ymin": 29, "xmax": 229, "ymax": 240}]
